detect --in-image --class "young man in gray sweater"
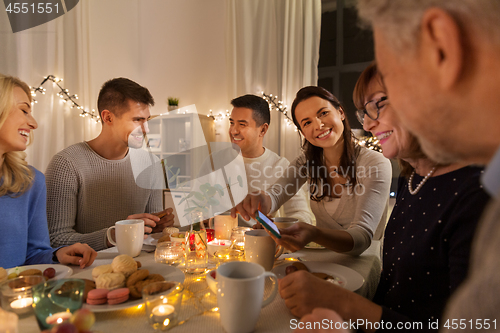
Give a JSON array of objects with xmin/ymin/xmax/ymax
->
[{"xmin": 46, "ymin": 78, "xmax": 174, "ymax": 251}]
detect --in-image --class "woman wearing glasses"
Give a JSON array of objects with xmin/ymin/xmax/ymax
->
[
  {"xmin": 234, "ymin": 86, "xmax": 391, "ymax": 256},
  {"xmin": 277, "ymin": 63, "xmax": 490, "ymax": 331}
]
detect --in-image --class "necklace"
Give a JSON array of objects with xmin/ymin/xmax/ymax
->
[{"xmin": 408, "ymin": 166, "xmax": 437, "ymax": 195}]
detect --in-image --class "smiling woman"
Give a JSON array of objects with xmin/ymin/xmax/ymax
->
[
  {"xmin": 0, "ymin": 74, "xmax": 97, "ymax": 269},
  {"xmin": 235, "ymin": 86, "xmax": 392, "ymax": 257}
]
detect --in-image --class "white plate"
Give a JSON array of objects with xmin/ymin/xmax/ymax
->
[
  {"xmin": 272, "ymin": 262, "xmax": 364, "ymax": 291},
  {"xmin": 72, "ymin": 264, "xmax": 185, "ymax": 312},
  {"xmin": 304, "ymin": 242, "xmax": 326, "ymax": 250},
  {"xmin": 7, "ymin": 264, "xmax": 73, "ymax": 280},
  {"xmin": 143, "ymin": 233, "xmax": 163, "ymax": 246}
]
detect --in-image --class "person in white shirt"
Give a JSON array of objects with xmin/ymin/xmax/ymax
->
[{"xmin": 228, "ymin": 94, "xmax": 314, "ymax": 225}]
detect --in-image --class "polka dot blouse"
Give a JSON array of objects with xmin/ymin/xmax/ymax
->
[{"xmin": 373, "ymin": 166, "xmax": 490, "ymax": 331}]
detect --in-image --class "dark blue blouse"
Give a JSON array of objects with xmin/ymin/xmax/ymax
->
[{"xmin": 373, "ymin": 166, "xmax": 490, "ymax": 332}]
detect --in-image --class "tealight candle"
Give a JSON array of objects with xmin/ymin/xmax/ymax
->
[
  {"xmin": 207, "ymin": 239, "xmax": 231, "ymax": 256},
  {"xmin": 46, "ymin": 312, "xmax": 72, "ymax": 325},
  {"xmin": 152, "ymin": 304, "xmax": 175, "ymax": 326},
  {"xmin": 10, "ymin": 297, "xmax": 33, "ymax": 309},
  {"xmin": 155, "ymin": 242, "xmax": 183, "ymax": 266}
]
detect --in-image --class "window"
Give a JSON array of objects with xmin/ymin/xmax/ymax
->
[{"xmin": 318, "ymin": 0, "xmax": 373, "ymax": 129}]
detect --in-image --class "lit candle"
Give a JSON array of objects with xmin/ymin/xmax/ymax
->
[
  {"xmin": 46, "ymin": 312, "xmax": 72, "ymax": 325},
  {"xmin": 152, "ymin": 304, "xmax": 175, "ymax": 326},
  {"xmin": 207, "ymin": 239, "xmax": 231, "ymax": 256},
  {"xmin": 10, "ymin": 297, "xmax": 33, "ymax": 309}
]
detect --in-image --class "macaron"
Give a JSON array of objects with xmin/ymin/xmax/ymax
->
[
  {"xmin": 86, "ymin": 288, "xmax": 109, "ymax": 305},
  {"xmin": 107, "ymin": 287, "xmax": 130, "ymax": 305}
]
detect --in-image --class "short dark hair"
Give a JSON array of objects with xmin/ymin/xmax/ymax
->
[
  {"xmin": 97, "ymin": 78, "xmax": 154, "ymax": 122},
  {"xmin": 230, "ymin": 94, "xmax": 270, "ymax": 127}
]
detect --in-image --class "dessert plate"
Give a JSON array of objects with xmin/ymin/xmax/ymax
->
[
  {"xmin": 304, "ymin": 242, "xmax": 326, "ymax": 250},
  {"xmin": 272, "ymin": 261, "xmax": 364, "ymax": 291},
  {"xmin": 143, "ymin": 233, "xmax": 163, "ymax": 246},
  {"xmin": 7, "ymin": 264, "xmax": 73, "ymax": 280},
  {"xmin": 72, "ymin": 263, "xmax": 185, "ymax": 312}
]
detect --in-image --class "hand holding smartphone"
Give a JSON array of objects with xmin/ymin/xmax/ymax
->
[{"xmin": 255, "ymin": 210, "xmax": 281, "ymax": 239}]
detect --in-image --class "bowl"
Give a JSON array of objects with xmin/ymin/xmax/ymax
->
[
  {"xmin": 169, "ymin": 233, "xmax": 186, "ymax": 246},
  {"xmin": 272, "ymin": 217, "xmax": 298, "ymax": 229},
  {"xmin": 207, "ymin": 239, "xmax": 231, "ymax": 256},
  {"xmin": 205, "ymin": 269, "xmax": 217, "ymax": 294}
]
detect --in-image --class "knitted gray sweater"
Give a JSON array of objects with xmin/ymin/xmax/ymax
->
[{"xmin": 45, "ymin": 142, "xmax": 163, "ymax": 251}]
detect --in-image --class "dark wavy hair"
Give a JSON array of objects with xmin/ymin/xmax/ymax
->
[{"xmin": 291, "ymin": 86, "xmax": 360, "ymax": 201}]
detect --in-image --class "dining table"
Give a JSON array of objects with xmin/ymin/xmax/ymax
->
[{"xmin": 18, "ymin": 240, "xmax": 382, "ymax": 333}]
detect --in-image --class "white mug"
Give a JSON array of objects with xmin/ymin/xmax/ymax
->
[
  {"xmin": 209, "ymin": 211, "xmax": 238, "ymax": 240},
  {"xmin": 272, "ymin": 217, "xmax": 298, "ymax": 229},
  {"xmin": 217, "ymin": 261, "xmax": 278, "ymax": 333},
  {"xmin": 244, "ymin": 229, "xmax": 284, "ymax": 271},
  {"xmin": 106, "ymin": 219, "xmax": 144, "ymax": 257}
]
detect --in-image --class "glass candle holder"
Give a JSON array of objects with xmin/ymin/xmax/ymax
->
[
  {"xmin": 214, "ymin": 248, "xmax": 245, "ymax": 267},
  {"xmin": 185, "ymin": 228, "xmax": 208, "ymax": 274},
  {"xmin": 0, "ymin": 275, "xmax": 44, "ymax": 318},
  {"xmin": 32, "ymin": 279, "xmax": 85, "ymax": 330},
  {"xmin": 155, "ymin": 242, "xmax": 183, "ymax": 266},
  {"xmin": 230, "ymin": 227, "xmax": 252, "ymax": 251},
  {"xmin": 0, "ymin": 307, "xmax": 18, "ymax": 333},
  {"xmin": 205, "ymin": 229, "xmax": 215, "ymax": 242},
  {"xmin": 142, "ymin": 281, "xmax": 184, "ymax": 331}
]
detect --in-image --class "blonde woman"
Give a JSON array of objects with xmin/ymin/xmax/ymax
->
[{"xmin": 0, "ymin": 74, "xmax": 96, "ymax": 269}]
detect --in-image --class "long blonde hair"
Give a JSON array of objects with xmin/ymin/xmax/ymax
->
[{"xmin": 0, "ymin": 74, "xmax": 34, "ymax": 196}]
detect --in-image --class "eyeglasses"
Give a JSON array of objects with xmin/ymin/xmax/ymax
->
[{"xmin": 356, "ymin": 96, "xmax": 389, "ymax": 125}]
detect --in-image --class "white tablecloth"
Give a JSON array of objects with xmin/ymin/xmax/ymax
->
[{"xmin": 18, "ymin": 241, "xmax": 381, "ymax": 333}]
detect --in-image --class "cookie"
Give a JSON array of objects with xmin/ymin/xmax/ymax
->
[
  {"xmin": 111, "ymin": 255, "xmax": 137, "ymax": 277},
  {"xmin": 162, "ymin": 227, "xmax": 179, "ymax": 236},
  {"xmin": 291, "ymin": 262, "xmax": 309, "ymax": 272},
  {"xmin": 82, "ymin": 279, "xmax": 96, "ymax": 302},
  {"xmin": 107, "ymin": 288, "xmax": 130, "ymax": 305},
  {"xmin": 128, "ymin": 285, "xmax": 142, "ymax": 299},
  {"xmin": 92, "ymin": 264, "xmax": 113, "ymax": 280},
  {"xmin": 95, "ymin": 272, "xmax": 126, "ymax": 290},
  {"xmin": 129, "ymin": 274, "xmax": 166, "ymax": 299},
  {"xmin": 87, "ymin": 288, "xmax": 109, "ymax": 305},
  {"xmin": 157, "ymin": 235, "xmax": 171, "ymax": 244},
  {"xmin": 126, "ymin": 269, "xmax": 149, "ymax": 287},
  {"xmin": 142, "ymin": 281, "xmax": 175, "ymax": 295},
  {"xmin": 136, "ymin": 261, "xmax": 142, "ymax": 269},
  {"xmin": 19, "ymin": 269, "xmax": 42, "ymax": 277}
]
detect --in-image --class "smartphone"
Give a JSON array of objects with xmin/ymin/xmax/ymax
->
[{"xmin": 255, "ymin": 211, "xmax": 281, "ymax": 239}]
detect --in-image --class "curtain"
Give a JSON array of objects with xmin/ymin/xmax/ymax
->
[
  {"xmin": 0, "ymin": 1, "xmax": 100, "ymax": 172},
  {"xmin": 226, "ymin": 0, "xmax": 321, "ymax": 161}
]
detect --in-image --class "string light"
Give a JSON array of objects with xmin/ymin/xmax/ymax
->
[
  {"xmin": 31, "ymin": 75, "xmax": 100, "ymax": 123},
  {"xmin": 355, "ymin": 135, "xmax": 382, "ymax": 152},
  {"xmin": 261, "ymin": 92, "xmax": 300, "ymax": 134},
  {"xmin": 207, "ymin": 109, "xmax": 229, "ymax": 123}
]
